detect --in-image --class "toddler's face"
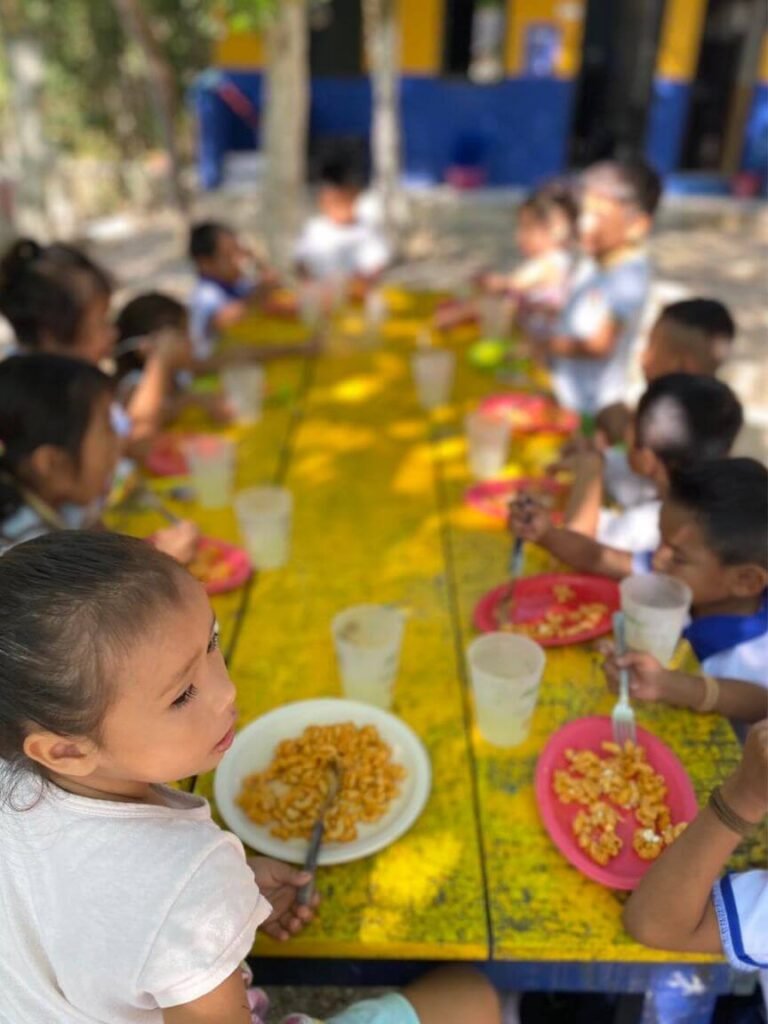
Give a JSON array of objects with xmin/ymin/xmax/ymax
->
[
  {"xmin": 204, "ymin": 231, "xmax": 246, "ymax": 284},
  {"xmin": 94, "ymin": 572, "xmax": 238, "ymax": 785},
  {"xmin": 516, "ymin": 209, "xmax": 562, "ymax": 258},
  {"xmin": 48, "ymin": 392, "xmax": 120, "ymax": 507},
  {"xmin": 653, "ymin": 500, "xmax": 733, "ymax": 609},
  {"xmin": 319, "ymin": 185, "xmax": 358, "ymax": 226},
  {"xmin": 70, "ymin": 294, "xmax": 117, "ymax": 365},
  {"xmin": 578, "ymin": 189, "xmax": 647, "ymax": 258}
]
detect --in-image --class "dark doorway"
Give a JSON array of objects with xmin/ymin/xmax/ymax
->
[
  {"xmin": 443, "ymin": 0, "xmax": 477, "ymax": 76},
  {"xmin": 569, "ymin": 0, "xmax": 665, "ymax": 166},
  {"xmin": 309, "ymin": 0, "xmax": 363, "ymax": 77}
]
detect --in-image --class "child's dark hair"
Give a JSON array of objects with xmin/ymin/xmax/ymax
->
[
  {"xmin": 188, "ymin": 221, "xmax": 232, "ymax": 263},
  {"xmin": 668, "ymin": 458, "xmax": 768, "ymax": 567},
  {"xmin": 0, "ymin": 238, "xmax": 112, "ymax": 350},
  {"xmin": 0, "ymin": 354, "xmax": 113, "ymax": 523},
  {"xmin": 582, "ymin": 158, "xmax": 662, "ymax": 216},
  {"xmin": 0, "ymin": 531, "xmax": 184, "ymax": 802},
  {"xmin": 660, "ymin": 298, "xmax": 736, "ymax": 342},
  {"xmin": 634, "ymin": 373, "xmax": 742, "ymax": 472},
  {"xmin": 519, "ymin": 182, "xmax": 579, "ymax": 238},
  {"xmin": 318, "ymin": 156, "xmax": 367, "ymax": 192},
  {"xmin": 114, "ymin": 292, "xmax": 187, "ymax": 377}
]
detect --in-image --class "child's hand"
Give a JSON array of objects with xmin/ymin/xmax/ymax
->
[
  {"xmin": 722, "ymin": 719, "xmax": 768, "ymax": 824},
  {"xmin": 152, "ymin": 520, "xmax": 200, "ymax": 565},
  {"xmin": 199, "ymin": 391, "xmax": 235, "ymax": 424},
  {"xmin": 603, "ymin": 647, "xmax": 669, "ymax": 703},
  {"xmin": 507, "ymin": 496, "xmax": 552, "ymax": 544},
  {"xmin": 247, "ymin": 856, "xmax": 319, "ymax": 941}
]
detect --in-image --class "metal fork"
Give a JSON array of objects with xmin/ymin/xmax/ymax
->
[
  {"xmin": 611, "ymin": 610, "xmax": 636, "ymax": 745},
  {"xmin": 297, "ymin": 760, "xmax": 343, "ymax": 906}
]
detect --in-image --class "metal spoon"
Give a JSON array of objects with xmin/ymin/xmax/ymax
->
[{"xmin": 297, "ymin": 760, "xmax": 343, "ymax": 906}]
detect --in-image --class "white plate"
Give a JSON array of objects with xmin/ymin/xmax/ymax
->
[{"xmin": 214, "ymin": 698, "xmax": 432, "ymax": 865}]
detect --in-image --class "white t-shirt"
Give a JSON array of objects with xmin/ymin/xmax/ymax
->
[
  {"xmin": 0, "ymin": 773, "xmax": 271, "ymax": 1023},
  {"xmin": 189, "ymin": 277, "xmax": 256, "ymax": 360},
  {"xmin": 552, "ymin": 251, "xmax": 651, "ymax": 415},
  {"xmin": 294, "ymin": 216, "xmax": 391, "ymax": 282},
  {"xmin": 597, "ymin": 499, "xmax": 661, "ymax": 553},
  {"xmin": 713, "ymin": 871, "xmax": 768, "ymax": 1011}
]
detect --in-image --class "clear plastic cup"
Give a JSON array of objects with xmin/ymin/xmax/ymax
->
[
  {"xmin": 465, "ymin": 410, "xmax": 511, "ymax": 480},
  {"xmin": 220, "ymin": 365, "xmax": 265, "ymax": 424},
  {"xmin": 332, "ymin": 604, "xmax": 405, "ymax": 709},
  {"xmin": 298, "ymin": 280, "xmax": 324, "ymax": 328},
  {"xmin": 620, "ymin": 573, "xmax": 693, "ymax": 665},
  {"xmin": 411, "ymin": 348, "xmax": 456, "ymax": 409},
  {"xmin": 467, "ymin": 632, "xmax": 546, "ymax": 747},
  {"xmin": 479, "ymin": 295, "xmax": 507, "ymax": 337},
  {"xmin": 234, "ymin": 486, "xmax": 293, "ymax": 570},
  {"xmin": 183, "ymin": 436, "xmax": 236, "ymax": 509}
]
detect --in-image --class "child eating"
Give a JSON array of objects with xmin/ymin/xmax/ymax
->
[
  {"xmin": 623, "ymin": 719, "xmax": 767, "ymax": 1011},
  {"xmin": 0, "ymin": 354, "xmax": 198, "ymax": 563},
  {"xmin": 555, "ymin": 373, "xmax": 743, "ymax": 551},
  {"xmin": 0, "ymin": 531, "xmax": 501, "ymax": 1024},
  {"xmin": 541, "ymin": 159, "xmax": 662, "ymax": 416},
  {"xmin": 510, "ymin": 457, "xmax": 768, "ymax": 686}
]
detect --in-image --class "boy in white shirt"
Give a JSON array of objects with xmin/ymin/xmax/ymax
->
[
  {"xmin": 294, "ymin": 160, "xmax": 391, "ymax": 289},
  {"xmin": 541, "ymin": 159, "xmax": 661, "ymax": 415},
  {"xmin": 624, "ymin": 719, "xmax": 768, "ymax": 1013},
  {"xmin": 510, "ymin": 457, "xmax": 768, "ymax": 687},
  {"xmin": 556, "ymin": 373, "xmax": 743, "ymax": 553}
]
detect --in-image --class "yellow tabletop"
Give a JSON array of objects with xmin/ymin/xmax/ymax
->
[{"xmin": 112, "ymin": 294, "xmax": 761, "ymax": 967}]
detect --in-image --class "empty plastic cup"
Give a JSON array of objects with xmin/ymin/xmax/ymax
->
[
  {"xmin": 411, "ymin": 349, "xmax": 456, "ymax": 410},
  {"xmin": 234, "ymin": 486, "xmax": 293, "ymax": 570},
  {"xmin": 332, "ymin": 604, "xmax": 405, "ymax": 709},
  {"xmin": 220, "ymin": 365, "xmax": 265, "ymax": 424},
  {"xmin": 183, "ymin": 436, "xmax": 236, "ymax": 509},
  {"xmin": 465, "ymin": 410, "xmax": 511, "ymax": 480},
  {"xmin": 467, "ymin": 632, "xmax": 546, "ymax": 747},
  {"xmin": 620, "ymin": 573, "xmax": 692, "ymax": 665}
]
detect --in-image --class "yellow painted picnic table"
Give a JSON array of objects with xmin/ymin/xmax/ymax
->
[{"xmin": 112, "ymin": 294, "xmax": 762, "ymax": 1002}]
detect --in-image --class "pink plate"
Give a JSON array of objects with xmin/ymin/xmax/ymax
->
[
  {"xmin": 535, "ymin": 716, "xmax": 699, "ymax": 889},
  {"xmin": 464, "ymin": 477, "xmax": 566, "ymax": 523},
  {"xmin": 479, "ymin": 393, "xmax": 578, "ymax": 435},
  {"xmin": 474, "ymin": 573, "xmax": 619, "ymax": 646},
  {"xmin": 190, "ymin": 537, "xmax": 252, "ymax": 596},
  {"xmin": 145, "ymin": 434, "xmax": 189, "ymax": 477}
]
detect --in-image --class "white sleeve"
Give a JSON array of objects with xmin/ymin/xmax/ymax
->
[
  {"xmin": 597, "ymin": 503, "xmax": 660, "ymax": 553},
  {"xmin": 713, "ymin": 871, "xmax": 768, "ymax": 970},
  {"xmin": 137, "ymin": 836, "xmax": 272, "ymax": 1008},
  {"xmin": 355, "ymin": 231, "xmax": 390, "ymax": 277},
  {"xmin": 188, "ymin": 286, "xmax": 224, "ymax": 360}
]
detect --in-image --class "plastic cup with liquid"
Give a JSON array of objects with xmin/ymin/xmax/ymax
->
[
  {"xmin": 332, "ymin": 604, "xmax": 405, "ymax": 709},
  {"xmin": 467, "ymin": 632, "xmax": 546, "ymax": 747},
  {"xmin": 220, "ymin": 365, "xmax": 265, "ymax": 424},
  {"xmin": 184, "ymin": 436, "xmax": 236, "ymax": 509},
  {"xmin": 411, "ymin": 348, "xmax": 456, "ymax": 410},
  {"xmin": 465, "ymin": 409, "xmax": 511, "ymax": 480},
  {"xmin": 234, "ymin": 486, "xmax": 293, "ymax": 570},
  {"xmin": 620, "ymin": 573, "xmax": 693, "ymax": 665}
]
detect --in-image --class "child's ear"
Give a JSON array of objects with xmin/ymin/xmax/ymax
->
[
  {"xmin": 728, "ymin": 563, "xmax": 768, "ymax": 599},
  {"xmin": 26, "ymin": 445, "xmax": 72, "ymax": 487},
  {"xmin": 23, "ymin": 731, "xmax": 99, "ymax": 778}
]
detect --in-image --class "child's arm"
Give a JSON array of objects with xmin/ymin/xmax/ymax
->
[
  {"xmin": 163, "ymin": 969, "xmax": 252, "ymax": 1024},
  {"xmin": 561, "ymin": 449, "xmax": 605, "ymax": 537},
  {"xmin": 547, "ymin": 316, "xmax": 622, "ymax": 360},
  {"xmin": 623, "ymin": 720, "xmax": 768, "ymax": 952},
  {"xmin": 604, "ymin": 650, "xmax": 768, "ymax": 723},
  {"xmin": 509, "ymin": 497, "xmax": 633, "ymax": 579}
]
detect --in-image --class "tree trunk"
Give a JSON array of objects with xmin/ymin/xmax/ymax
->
[
  {"xmin": 363, "ymin": 0, "xmax": 402, "ymax": 240},
  {"xmin": 112, "ymin": 0, "xmax": 187, "ymax": 215},
  {"xmin": 262, "ymin": 0, "xmax": 308, "ymax": 271},
  {"xmin": 0, "ymin": 0, "xmax": 51, "ymax": 236}
]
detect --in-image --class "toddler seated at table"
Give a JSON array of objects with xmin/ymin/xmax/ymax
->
[
  {"xmin": 563, "ymin": 297, "xmax": 737, "ymax": 532},
  {"xmin": 554, "ymin": 373, "xmax": 743, "ymax": 552},
  {"xmin": 294, "ymin": 158, "xmax": 392, "ymax": 295},
  {"xmin": 435, "ymin": 181, "xmax": 578, "ymax": 336},
  {"xmin": 0, "ymin": 353, "xmax": 198, "ymax": 563},
  {"xmin": 623, "ymin": 719, "xmax": 767, "ymax": 1014},
  {"xmin": 188, "ymin": 221, "xmax": 316, "ymax": 367},
  {"xmin": 509, "ymin": 457, "xmax": 768, "ymax": 688},
  {"xmin": 0, "ymin": 531, "xmax": 501, "ymax": 1024},
  {"xmin": 538, "ymin": 159, "xmax": 662, "ymax": 417}
]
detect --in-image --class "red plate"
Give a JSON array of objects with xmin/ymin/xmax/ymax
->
[
  {"xmin": 535, "ymin": 716, "xmax": 699, "ymax": 889},
  {"xmin": 145, "ymin": 434, "xmax": 189, "ymax": 477},
  {"xmin": 479, "ymin": 393, "xmax": 578, "ymax": 435},
  {"xmin": 187, "ymin": 537, "xmax": 252, "ymax": 596},
  {"xmin": 464, "ymin": 477, "xmax": 567, "ymax": 522},
  {"xmin": 473, "ymin": 573, "xmax": 619, "ymax": 646}
]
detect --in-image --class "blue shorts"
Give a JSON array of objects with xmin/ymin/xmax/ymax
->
[{"xmin": 281, "ymin": 993, "xmax": 419, "ymax": 1024}]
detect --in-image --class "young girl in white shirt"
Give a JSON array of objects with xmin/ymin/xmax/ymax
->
[{"xmin": 0, "ymin": 531, "xmax": 500, "ymax": 1024}]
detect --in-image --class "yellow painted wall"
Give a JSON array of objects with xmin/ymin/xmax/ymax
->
[
  {"xmin": 214, "ymin": 31, "xmax": 265, "ymax": 69},
  {"xmin": 760, "ymin": 32, "xmax": 768, "ymax": 84},
  {"xmin": 397, "ymin": 0, "xmax": 444, "ymax": 74},
  {"xmin": 655, "ymin": 0, "xmax": 707, "ymax": 82},
  {"xmin": 504, "ymin": 0, "xmax": 586, "ymax": 79}
]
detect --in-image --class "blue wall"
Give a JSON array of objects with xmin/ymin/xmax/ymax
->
[
  {"xmin": 645, "ymin": 78, "xmax": 692, "ymax": 175},
  {"xmin": 193, "ymin": 71, "xmax": 576, "ymax": 189}
]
